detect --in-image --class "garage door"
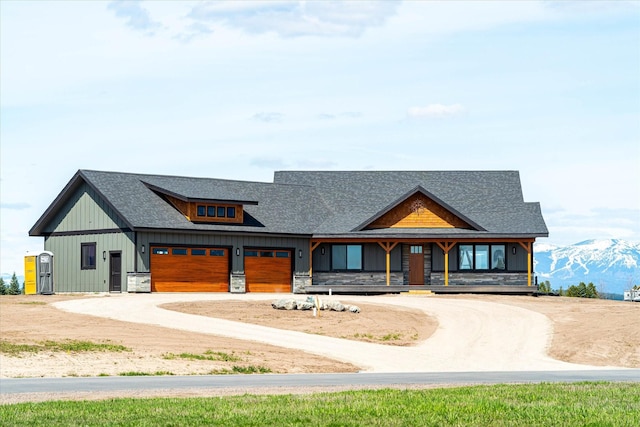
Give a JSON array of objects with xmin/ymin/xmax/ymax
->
[
  {"xmin": 150, "ymin": 246, "xmax": 229, "ymax": 292},
  {"xmin": 245, "ymin": 249, "xmax": 292, "ymax": 292}
]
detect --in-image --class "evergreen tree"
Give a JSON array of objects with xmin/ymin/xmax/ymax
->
[
  {"xmin": 8, "ymin": 273, "xmax": 21, "ymax": 295},
  {"xmin": 538, "ymin": 280, "xmax": 552, "ymax": 294},
  {"xmin": 586, "ymin": 282, "xmax": 598, "ymax": 298},
  {"xmin": 0, "ymin": 277, "xmax": 6, "ymax": 295},
  {"xmin": 565, "ymin": 281, "xmax": 598, "ymax": 299}
]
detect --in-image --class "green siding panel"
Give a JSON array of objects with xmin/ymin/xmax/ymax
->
[{"xmin": 43, "ymin": 183, "xmax": 128, "ymax": 233}]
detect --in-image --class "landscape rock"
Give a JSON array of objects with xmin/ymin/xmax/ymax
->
[
  {"xmin": 271, "ymin": 298, "xmax": 359, "ymax": 313},
  {"xmin": 271, "ymin": 299, "xmax": 297, "ymax": 310}
]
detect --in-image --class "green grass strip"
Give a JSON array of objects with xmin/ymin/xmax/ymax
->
[
  {"xmin": 0, "ymin": 339, "xmax": 129, "ymax": 355},
  {"xmin": 1, "ymin": 382, "xmax": 638, "ymax": 426}
]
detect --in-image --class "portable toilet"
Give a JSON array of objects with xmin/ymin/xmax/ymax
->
[{"xmin": 24, "ymin": 251, "xmax": 54, "ymax": 295}]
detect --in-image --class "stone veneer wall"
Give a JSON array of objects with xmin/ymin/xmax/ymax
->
[
  {"xmin": 292, "ymin": 273, "xmax": 311, "ymax": 293},
  {"xmin": 429, "ymin": 272, "xmax": 528, "ymax": 286},
  {"xmin": 230, "ymin": 273, "xmax": 246, "ymax": 293},
  {"xmin": 312, "ymin": 271, "xmax": 404, "ymax": 286}
]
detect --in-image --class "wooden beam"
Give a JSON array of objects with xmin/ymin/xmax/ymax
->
[
  {"xmin": 377, "ymin": 241, "xmax": 400, "ymax": 286},
  {"xmin": 435, "ymin": 242, "xmax": 455, "ymax": 287},
  {"xmin": 517, "ymin": 241, "xmax": 533, "ymax": 287}
]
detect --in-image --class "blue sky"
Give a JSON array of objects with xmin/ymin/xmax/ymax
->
[{"xmin": 1, "ymin": 1, "xmax": 639, "ymax": 276}]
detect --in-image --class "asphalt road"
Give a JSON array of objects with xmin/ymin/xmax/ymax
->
[{"xmin": 2, "ymin": 370, "xmax": 639, "ymax": 395}]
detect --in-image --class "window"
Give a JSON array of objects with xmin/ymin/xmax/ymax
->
[
  {"xmin": 172, "ymin": 248, "xmax": 188, "ymax": 255},
  {"xmin": 191, "ymin": 249, "xmax": 206, "ymax": 256},
  {"xmin": 459, "ymin": 245, "xmax": 473, "ymax": 270},
  {"xmin": 210, "ymin": 249, "xmax": 225, "ymax": 256},
  {"xmin": 491, "ymin": 245, "xmax": 506, "ymax": 270},
  {"xmin": 81, "ymin": 243, "xmax": 96, "ymax": 270},
  {"xmin": 411, "ymin": 245, "xmax": 423, "ymax": 254},
  {"xmin": 190, "ymin": 203, "xmax": 241, "ymax": 223},
  {"xmin": 152, "ymin": 248, "xmax": 169, "ymax": 255},
  {"xmin": 459, "ymin": 244, "xmax": 507, "ymax": 270},
  {"xmin": 245, "ymin": 250, "xmax": 258, "ymax": 257},
  {"xmin": 475, "ymin": 245, "xmax": 489, "ymax": 270},
  {"xmin": 331, "ymin": 245, "xmax": 362, "ymax": 270},
  {"xmin": 276, "ymin": 251, "xmax": 290, "ymax": 258}
]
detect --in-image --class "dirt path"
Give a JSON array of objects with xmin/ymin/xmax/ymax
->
[{"xmin": 1, "ymin": 293, "xmax": 637, "ymax": 380}]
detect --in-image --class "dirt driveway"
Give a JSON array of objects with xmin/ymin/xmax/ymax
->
[{"xmin": 2, "ymin": 293, "xmax": 638, "ymax": 379}]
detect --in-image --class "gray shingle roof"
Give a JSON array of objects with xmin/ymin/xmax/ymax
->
[{"xmin": 30, "ymin": 169, "xmax": 548, "ymax": 239}]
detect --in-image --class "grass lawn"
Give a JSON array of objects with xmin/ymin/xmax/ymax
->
[{"xmin": 1, "ymin": 382, "xmax": 638, "ymax": 426}]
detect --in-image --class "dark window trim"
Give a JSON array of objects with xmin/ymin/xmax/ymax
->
[
  {"xmin": 81, "ymin": 242, "xmax": 97, "ymax": 270},
  {"xmin": 330, "ymin": 244, "xmax": 363, "ymax": 272},
  {"xmin": 458, "ymin": 243, "xmax": 508, "ymax": 272},
  {"xmin": 431, "ymin": 243, "xmax": 525, "ymax": 273}
]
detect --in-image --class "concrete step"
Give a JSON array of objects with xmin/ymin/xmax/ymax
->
[{"xmin": 402, "ymin": 290, "xmax": 433, "ymax": 295}]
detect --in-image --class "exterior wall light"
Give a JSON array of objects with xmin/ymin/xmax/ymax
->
[
  {"xmin": 236, "ymin": 248, "xmax": 240, "ymax": 256},
  {"xmin": 141, "ymin": 244, "xmax": 145, "ymax": 254},
  {"xmin": 512, "ymin": 246, "xmax": 517, "ymax": 255},
  {"xmin": 321, "ymin": 247, "xmax": 325, "ymax": 255},
  {"xmin": 299, "ymin": 249, "xmax": 303, "ymax": 258},
  {"xmin": 103, "ymin": 251, "xmax": 107, "ymax": 261}
]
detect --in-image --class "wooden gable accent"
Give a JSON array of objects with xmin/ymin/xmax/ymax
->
[
  {"xmin": 164, "ymin": 195, "xmax": 244, "ymax": 224},
  {"xmin": 165, "ymin": 195, "xmax": 192, "ymax": 220},
  {"xmin": 366, "ymin": 193, "xmax": 471, "ymax": 229}
]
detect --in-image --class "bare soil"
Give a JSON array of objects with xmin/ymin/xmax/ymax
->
[
  {"xmin": 453, "ymin": 294, "xmax": 640, "ymax": 368},
  {"xmin": 1, "ymin": 294, "xmax": 638, "ymax": 404},
  {"xmin": 161, "ymin": 299, "xmax": 436, "ymax": 346}
]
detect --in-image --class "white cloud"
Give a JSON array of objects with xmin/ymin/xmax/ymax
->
[
  {"xmin": 318, "ymin": 112, "xmax": 363, "ymax": 120},
  {"xmin": 187, "ymin": 0, "xmax": 399, "ymax": 38},
  {"xmin": 252, "ymin": 112, "xmax": 285, "ymax": 123},
  {"xmin": 107, "ymin": 0, "xmax": 162, "ymax": 34},
  {"xmin": 407, "ymin": 104, "xmax": 466, "ymax": 119}
]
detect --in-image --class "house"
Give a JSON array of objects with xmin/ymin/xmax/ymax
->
[{"xmin": 29, "ymin": 169, "xmax": 548, "ymax": 294}]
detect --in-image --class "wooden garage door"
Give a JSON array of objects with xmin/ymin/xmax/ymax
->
[
  {"xmin": 150, "ymin": 246, "xmax": 229, "ymax": 292},
  {"xmin": 245, "ymin": 250, "xmax": 291, "ymax": 292}
]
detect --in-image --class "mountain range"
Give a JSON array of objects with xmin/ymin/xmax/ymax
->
[{"xmin": 534, "ymin": 239, "xmax": 640, "ymax": 296}]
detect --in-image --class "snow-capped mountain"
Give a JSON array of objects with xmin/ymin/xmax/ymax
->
[{"xmin": 534, "ymin": 239, "xmax": 640, "ymax": 296}]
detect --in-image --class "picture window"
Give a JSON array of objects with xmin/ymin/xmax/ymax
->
[{"xmin": 331, "ymin": 244, "xmax": 362, "ymax": 271}]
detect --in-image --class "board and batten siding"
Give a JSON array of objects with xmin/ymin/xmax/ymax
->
[
  {"xmin": 311, "ymin": 243, "xmax": 401, "ymax": 272},
  {"xmin": 137, "ymin": 232, "xmax": 311, "ymax": 273},
  {"xmin": 44, "ymin": 232, "xmax": 135, "ymax": 292},
  {"xmin": 42, "ymin": 183, "xmax": 130, "ymax": 233},
  {"xmin": 41, "ymin": 183, "xmax": 135, "ymax": 292}
]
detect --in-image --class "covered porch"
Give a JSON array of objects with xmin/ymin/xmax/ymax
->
[{"xmin": 304, "ymin": 237, "xmax": 537, "ymax": 294}]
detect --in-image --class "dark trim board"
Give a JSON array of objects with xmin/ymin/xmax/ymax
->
[{"xmin": 303, "ymin": 285, "xmax": 538, "ymax": 295}]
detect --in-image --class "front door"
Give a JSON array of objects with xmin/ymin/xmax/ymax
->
[
  {"xmin": 409, "ymin": 245, "xmax": 424, "ymax": 285},
  {"xmin": 109, "ymin": 252, "xmax": 122, "ymax": 292}
]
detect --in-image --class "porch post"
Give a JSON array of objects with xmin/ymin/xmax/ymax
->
[
  {"xmin": 518, "ymin": 241, "xmax": 533, "ymax": 286},
  {"xmin": 436, "ymin": 242, "xmax": 455, "ymax": 287},
  {"xmin": 310, "ymin": 241, "xmax": 321, "ymax": 277},
  {"xmin": 377, "ymin": 242, "xmax": 399, "ymax": 286}
]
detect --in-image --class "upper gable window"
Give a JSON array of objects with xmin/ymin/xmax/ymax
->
[{"xmin": 191, "ymin": 202, "xmax": 243, "ymax": 224}]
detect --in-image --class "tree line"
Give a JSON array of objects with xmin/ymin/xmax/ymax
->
[
  {"xmin": 538, "ymin": 280, "xmax": 599, "ymax": 298},
  {"xmin": 0, "ymin": 273, "xmax": 22, "ymax": 295}
]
